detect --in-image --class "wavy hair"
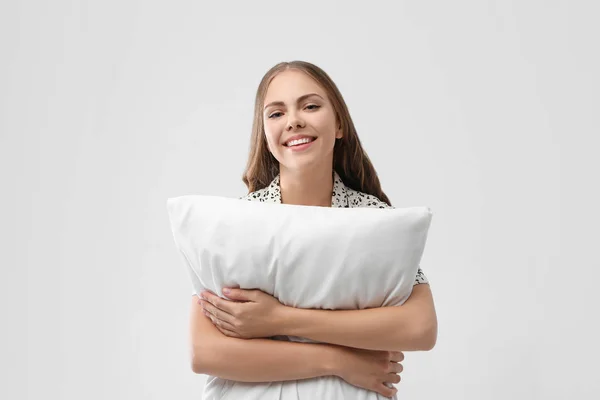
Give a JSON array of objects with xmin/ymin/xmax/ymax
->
[{"xmin": 242, "ymin": 60, "xmax": 391, "ymax": 206}]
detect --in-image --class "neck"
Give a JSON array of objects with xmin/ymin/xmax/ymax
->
[{"xmin": 279, "ymin": 166, "xmax": 334, "ymax": 207}]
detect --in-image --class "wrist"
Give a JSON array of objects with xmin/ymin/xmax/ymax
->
[
  {"xmin": 321, "ymin": 344, "xmax": 344, "ymax": 377},
  {"xmin": 276, "ymin": 305, "xmax": 298, "ymax": 336}
]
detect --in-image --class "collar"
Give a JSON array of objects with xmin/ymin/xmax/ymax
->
[{"xmin": 265, "ymin": 170, "xmax": 350, "ymax": 208}]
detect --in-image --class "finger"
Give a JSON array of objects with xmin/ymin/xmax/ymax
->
[
  {"xmin": 204, "ymin": 311, "xmax": 237, "ymax": 332},
  {"xmin": 215, "ymin": 324, "xmax": 242, "ymax": 338},
  {"xmin": 378, "ymin": 383, "xmax": 397, "ymax": 398},
  {"xmin": 384, "ymin": 372, "xmax": 401, "ymax": 384},
  {"xmin": 200, "ymin": 299, "xmax": 236, "ymax": 325},
  {"xmin": 201, "ymin": 292, "xmax": 238, "ymax": 317},
  {"xmin": 202, "ymin": 306, "xmax": 236, "ymax": 329},
  {"xmin": 390, "ymin": 362, "xmax": 404, "ymax": 374},
  {"xmin": 222, "ymin": 288, "xmax": 255, "ymax": 302},
  {"xmin": 390, "ymin": 351, "xmax": 405, "ymax": 362}
]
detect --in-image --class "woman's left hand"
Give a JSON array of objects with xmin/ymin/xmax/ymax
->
[{"xmin": 199, "ymin": 288, "xmax": 288, "ymax": 339}]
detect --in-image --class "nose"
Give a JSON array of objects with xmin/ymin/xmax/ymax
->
[{"xmin": 286, "ymin": 111, "xmax": 305, "ymax": 131}]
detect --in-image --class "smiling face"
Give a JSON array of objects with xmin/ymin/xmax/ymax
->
[{"xmin": 262, "ymin": 69, "xmax": 342, "ymax": 175}]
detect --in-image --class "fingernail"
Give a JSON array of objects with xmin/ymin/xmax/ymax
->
[{"xmin": 223, "ymin": 288, "xmax": 230, "ymax": 294}]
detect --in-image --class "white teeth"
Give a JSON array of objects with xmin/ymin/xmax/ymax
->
[{"xmin": 286, "ymin": 137, "xmax": 313, "ymax": 147}]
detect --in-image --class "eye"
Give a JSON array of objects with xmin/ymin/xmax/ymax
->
[{"xmin": 267, "ymin": 105, "xmax": 320, "ymax": 119}]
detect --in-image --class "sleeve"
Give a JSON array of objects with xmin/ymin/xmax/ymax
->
[{"xmin": 413, "ymin": 266, "xmax": 429, "ymax": 285}]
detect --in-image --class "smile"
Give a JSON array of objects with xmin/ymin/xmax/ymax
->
[
  {"xmin": 284, "ymin": 137, "xmax": 316, "ymax": 147},
  {"xmin": 284, "ymin": 137, "xmax": 317, "ymax": 151}
]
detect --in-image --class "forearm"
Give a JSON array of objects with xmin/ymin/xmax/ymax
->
[
  {"xmin": 279, "ymin": 283, "xmax": 436, "ymax": 352},
  {"xmin": 193, "ymin": 336, "xmax": 339, "ymax": 382},
  {"xmin": 280, "ymin": 305, "xmax": 426, "ymax": 351}
]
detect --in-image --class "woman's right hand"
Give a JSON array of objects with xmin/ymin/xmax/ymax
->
[{"xmin": 331, "ymin": 347, "xmax": 404, "ymax": 398}]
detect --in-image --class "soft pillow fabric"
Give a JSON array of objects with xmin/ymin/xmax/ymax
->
[{"xmin": 167, "ymin": 194, "xmax": 432, "ymax": 310}]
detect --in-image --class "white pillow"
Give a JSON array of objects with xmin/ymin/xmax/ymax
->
[{"xmin": 167, "ymin": 195, "xmax": 432, "ymax": 310}]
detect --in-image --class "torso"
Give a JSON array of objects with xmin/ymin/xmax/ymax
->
[{"xmin": 241, "ymin": 170, "xmax": 391, "ymax": 209}]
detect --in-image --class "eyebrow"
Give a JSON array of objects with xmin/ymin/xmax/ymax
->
[{"xmin": 263, "ymin": 93, "xmax": 324, "ymax": 111}]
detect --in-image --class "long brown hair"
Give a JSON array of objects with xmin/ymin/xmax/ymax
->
[{"xmin": 242, "ymin": 60, "xmax": 391, "ymax": 206}]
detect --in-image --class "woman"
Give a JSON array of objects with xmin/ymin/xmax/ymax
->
[{"xmin": 189, "ymin": 61, "xmax": 438, "ymax": 399}]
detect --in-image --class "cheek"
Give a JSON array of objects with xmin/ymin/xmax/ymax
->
[
  {"xmin": 312, "ymin": 111, "xmax": 336, "ymax": 136},
  {"xmin": 263, "ymin": 125, "xmax": 281, "ymax": 153}
]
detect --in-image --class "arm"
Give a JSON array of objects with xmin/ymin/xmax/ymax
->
[
  {"xmin": 189, "ymin": 295, "xmax": 339, "ymax": 381},
  {"xmin": 279, "ymin": 284, "xmax": 437, "ymax": 352}
]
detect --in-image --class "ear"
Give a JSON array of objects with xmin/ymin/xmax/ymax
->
[{"xmin": 335, "ymin": 120, "xmax": 343, "ymax": 138}]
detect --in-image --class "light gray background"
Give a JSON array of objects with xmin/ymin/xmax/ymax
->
[{"xmin": 2, "ymin": 1, "xmax": 598, "ymax": 399}]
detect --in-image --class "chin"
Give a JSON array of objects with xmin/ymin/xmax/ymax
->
[{"xmin": 283, "ymin": 157, "xmax": 329, "ymax": 173}]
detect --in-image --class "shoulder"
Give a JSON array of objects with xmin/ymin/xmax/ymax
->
[
  {"xmin": 238, "ymin": 175, "xmax": 281, "ymax": 203},
  {"xmin": 239, "ymin": 186, "xmax": 280, "ymax": 203},
  {"xmin": 239, "ymin": 188, "xmax": 267, "ymax": 201},
  {"xmin": 345, "ymin": 187, "xmax": 392, "ymax": 209}
]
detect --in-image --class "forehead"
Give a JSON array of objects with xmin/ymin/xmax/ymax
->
[{"xmin": 264, "ymin": 70, "xmax": 326, "ymax": 103}]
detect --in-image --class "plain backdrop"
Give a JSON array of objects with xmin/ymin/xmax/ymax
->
[{"xmin": 2, "ymin": 1, "xmax": 599, "ymax": 399}]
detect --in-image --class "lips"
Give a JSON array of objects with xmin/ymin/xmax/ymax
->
[{"xmin": 283, "ymin": 135, "xmax": 317, "ymax": 147}]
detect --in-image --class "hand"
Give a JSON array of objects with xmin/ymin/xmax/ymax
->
[
  {"xmin": 199, "ymin": 288, "xmax": 287, "ymax": 339},
  {"xmin": 332, "ymin": 347, "xmax": 404, "ymax": 399}
]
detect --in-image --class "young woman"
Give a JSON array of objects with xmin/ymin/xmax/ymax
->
[{"xmin": 189, "ymin": 61, "xmax": 438, "ymax": 399}]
